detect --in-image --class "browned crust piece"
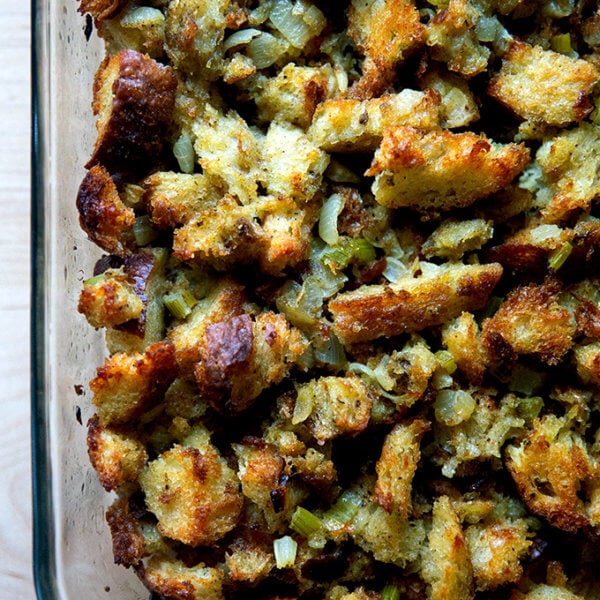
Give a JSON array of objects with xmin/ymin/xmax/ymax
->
[
  {"xmin": 482, "ymin": 282, "xmax": 576, "ymax": 366},
  {"xmin": 488, "ymin": 41, "xmax": 600, "ymax": 127},
  {"xmin": 78, "ymin": 0, "xmax": 124, "ymax": 23},
  {"xmin": 90, "ymin": 340, "xmax": 178, "ymax": 425},
  {"xmin": 76, "ymin": 164, "xmax": 135, "ymax": 256},
  {"xmin": 367, "ymin": 127, "xmax": 530, "ymax": 212},
  {"xmin": 105, "ymin": 496, "xmax": 146, "ymax": 568},
  {"xmin": 347, "ymin": 0, "xmax": 425, "ymax": 100},
  {"xmin": 329, "ymin": 263, "xmax": 503, "ymax": 344},
  {"xmin": 86, "ymin": 49, "xmax": 177, "ymax": 174}
]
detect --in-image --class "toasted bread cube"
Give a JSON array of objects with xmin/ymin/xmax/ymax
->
[
  {"xmin": 488, "ymin": 42, "xmax": 599, "ymax": 126},
  {"xmin": 482, "ymin": 282, "xmax": 576, "ymax": 366},
  {"xmin": 466, "ymin": 521, "xmax": 531, "ymax": 591},
  {"xmin": 87, "ymin": 415, "xmax": 147, "ymax": 491},
  {"xmin": 426, "ymin": 0, "xmax": 490, "ymax": 77},
  {"xmin": 374, "ymin": 419, "xmax": 430, "ymax": 516},
  {"xmin": 143, "ymin": 171, "xmax": 222, "ymax": 229},
  {"xmin": 442, "ymin": 312, "xmax": 489, "ymax": 384},
  {"xmin": 79, "ymin": 0, "xmax": 123, "ymax": 23},
  {"xmin": 192, "ymin": 105, "xmax": 262, "ymax": 203},
  {"xmin": 78, "ymin": 269, "xmax": 143, "ymax": 328},
  {"xmin": 348, "ymin": 0, "xmax": 425, "ymax": 99},
  {"xmin": 513, "ymin": 585, "xmax": 584, "ymax": 600},
  {"xmin": 308, "ymin": 90, "xmax": 440, "ymax": 153},
  {"xmin": 422, "ymin": 496, "xmax": 474, "ymax": 600},
  {"xmin": 195, "ymin": 311, "xmax": 306, "ymax": 413},
  {"xmin": 262, "ymin": 122, "xmax": 329, "ymax": 201},
  {"xmin": 330, "ymin": 262, "xmax": 503, "ymax": 344},
  {"xmin": 76, "ymin": 165, "xmax": 135, "ymax": 256},
  {"xmin": 91, "ymin": 340, "xmax": 178, "ymax": 425},
  {"xmin": 173, "ymin": 195, "xmax": 315, "ymax": 274},
  {"xmin": 535, "ymin": 123, "xmax": 600, "ymax": 223},
  {"xmin": 105, "ymin": 496, "xmax": 147, "ymax": 567},
  {"xmin": 225, "ymin": 537, "xmax": 274, "ymax": 583},
  {"xmin": 255, "ymin": 63, "xmax": 340, "ymax": 129},
  {"xmin": 575, "ymin": 342, "xmax": 600, "ymax": 387},
  {"xmin": 140, "ymin": 432, "xmax": 243, "ymax": 546},
  {"xmin": 294, "ymin": 376, "xmax": 373, "ymax": 443},
  {"xmin": 367, "ymin": 127, "xmax": 530, "ymax": 212},
  {"xmin": 506, "ymin": 415, "xmax": 597, "ymax": 533},
  {"xmin": 141, "ymin": 557, "xmax": 225, "ymax": 600},
  {"xmin": 168, "ymin": 278, "xmax": 247, "ymax": 372},
  {"xmin": 86, "ymin": 50, "xmax": 177, "ymax": 173}
]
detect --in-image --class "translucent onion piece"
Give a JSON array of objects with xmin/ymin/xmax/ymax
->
[
  {"xmin": 319, "ymin": 193, "xmax": 345, "ymax": 246},
  {"xmin": 247, "ymin": 32, "xmax": 289, "ymax": 69},
  {"xmin": 121, "ymin": 6, "xmax": 165, "ymax": 28},
  {"xmin": 173, "ymin": 132, "xmax": 195, "ymax": 174},
  {"xmin": 273, "ymin": 536, "xmax": 298, "ymax": 568},
  {"xmin": 223, "ymin": 28, "xmax": 262, "ymax": 52}
]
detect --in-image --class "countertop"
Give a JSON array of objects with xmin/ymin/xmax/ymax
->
[{"xmin": 0, "ymin": 3, "xmax": 35, "ymax": 598}]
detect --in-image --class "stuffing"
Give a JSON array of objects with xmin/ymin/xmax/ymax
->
[
  {"xmin": 421, "ymin": 496, "xmax": 474, "ymax": 600},
  {"xmin": 442, "ymin": 312, "xmax": 489, "ymax": 385},
  {"xmin": 426, "ymin": 0, "xmax": 491, "ymax": 77},
  {"xmin": 76, "ymin": 164, "xmax": 135, "ymax": 256},
  {"xmin": 488, "ymin": 42, "xmax": 599, "ymax": 126},
  {"xmin": 254, "ymin": 63, "xmax": 340, "ymax": 129},
  {"xmin": 374, "ymin": 419, "xmax": 430, "ymax": 516},
  {"xmin": 105, "ymin": 496, "xmax": 147, "ymax": 567},
  {"xmin": 139, "ymin": 557, "xmax": 224, "ymax": 600},
  {"xmin": 574, "ymin": 342, "xmax": 600, "ymax": 387},
  {"xmin": 90, "ymin": 340, "xmax": 178, "ymax": 425},
  {"xmin": 78, "ymin": 267, "xmax": 143, "ymax": 328},
  {"xmin": 506, "ymin": 414, "xmax": 599, "ymax": 532},
  {"xmin": 194, "ymin": 311, "xmax": 306, "ymax": 413},
  {"xmin": 87, "ymin": 415, "xmax": 147, "ymax": 491},
  {"xmin": 262, "ymin": 121, "xmax": 329, "ymax": 201},
  {"xmin": 533, "ymin": 123, "xmax": 600, "ymax": 223},
  {"xmin": 482, "ymin": 282, "xmax": 576, "ymax": 366},
  {"xmin": 293, "ymin": 375, "xmax": 373, "ymax": 443},
  {"xmin": 329, "ymin": 262, "xmax": 503, "ymax": 344},
  {"xmin": 367, "ymin": 127, "xmax": 530, "ymax": 212},
  {"xmin": 465, "ymin": 519, "xmax": 531, "ymax": 591},
  {"xmin": 225, "ymin": 537, "xmax": 274, "ymax": 583},
  {"xmin": 422, "ymin": 219, "xmax": 494, "ymax": 261},
  {"xmin": 192, "ymin": 105, "xmax": 263, "ymax": 204},
  {"xmin": 347, "ymin": 0, "xmax": 425, "ymax": 99},
  {"xmin": 308, "ymin": 90, "xmax": 441, "ymax": 153},
  {"xmin": 86, "ymin": 49, "xmax": 177, "ymax": 174},
  {"xmin": 143, "ymin": 171, "xmax": 222, "ymax": 229},
  {"xmin": 140, "ymin": 427, "xmax": 243, "ymax": 546}
]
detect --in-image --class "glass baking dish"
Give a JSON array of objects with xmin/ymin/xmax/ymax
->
[{"xmin": 31, "ymin": 1, "xmax": 149, "ymax": 597}]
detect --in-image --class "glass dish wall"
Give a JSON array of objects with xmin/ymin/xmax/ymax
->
[{"xmin": 32, "ymin": 0, "xmax": 148, "ymax": 597}]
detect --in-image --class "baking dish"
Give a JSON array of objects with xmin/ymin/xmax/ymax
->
[{"xmin": 31, "ymin": 0, "xmax": 148, "ymax": 597}]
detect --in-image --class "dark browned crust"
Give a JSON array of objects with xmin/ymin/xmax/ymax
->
[
  {"xmin": 79, "ymin": 0, "xmax": 124, "ymax": 23},
  {"xmin": 329, "ymin": 263, "xmax": 503, "ymax": 344},
  {"xmin": 194, "ymin": 314, "xmax": 254, "ymax": 412},
  {"xmin": 105, "ymin": 496, "xmax": 145, "ymax": 567},
  {"xmin": 86, "ymin": 49, "xmax": 177, "ymax": 174},
  {"xmin": 76, "ymin": 164, "xmax": 135, "ymax": 256}
]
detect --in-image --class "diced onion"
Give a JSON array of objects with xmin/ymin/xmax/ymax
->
[
  {"xmin": 121, "ymin": 6, "xmax": 164, "ymax": 28},
  {"xmin": 173, "ymin": 132, "xmax": 195, "ymax": 174},
  {"xmin": 349, "ymin": 357, "xmax": 395, "ymax": 392},
  {"xmin": 319, "ymin": 193, "xmax": 345, "ymax": 245},
  {"xmin": 314, "ymin": 333, "xmax": 346, "ymax": 367},
  {"xmin": 247, "ymin": 32, "xmax": 289, "ymax": 69},
  {"xmin": 382, "ymin": 256, "xmax": 409, "ymax": 284},
  {"xmin": 292, "ymin": 387, "xmax": 314, "ymax": 424},
  {"xmin": 269, "ymin": 0, "xmax": 325, "ymax": 49},
  {"xmin": 273, "ymin": 536, "xmax": 298, "ymax": 568},
  {"xmin": 434, "ymin": 350, "xmax": 457, "ymax": 374},
  {"xmin": 434, "ymin": 389, "xmax": 476, "ymax": 426},
  {"xmin": 133, "ymin": 216, "xmax": 159, "ymax": 247},
  {"xmin": 475, "ymin": 16, "xmax": 499, "ymax": 42},
  {"xmin": 223, "ymin": 28, "xmax": 262, "ymax": 52}
]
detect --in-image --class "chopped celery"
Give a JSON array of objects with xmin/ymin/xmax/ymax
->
[
  {"xmin": 290, "ymin": 507, "xmax": 323, "ymax": 537},
  {"xmin": 549, "ymin": 241, "xmax": 573, "ymax": 271}
]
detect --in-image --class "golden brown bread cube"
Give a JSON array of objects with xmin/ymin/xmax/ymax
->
[
  {"xmin": 574, "ymin": 342, "xmax": 600, "ymax": 387},
  {"xmin": 194, "ymin": 311, "xmax": 305, "ymax": 414},
  {"xmin": 347, "ymin": 0, "xmax": 425, "ymax": 99},
  {"xmin": 482, "ymin": 282, "xmax": 576, "ymax": 366},
  {"xmin": 86, "ymin": 49, "xmax": 177, "ymax": 173},
  {"xmin": 293, "ymin": 375, "xmax": 373, "ymax": 443},
  {"xmin": 367, "ymin": 127, "xmax": 530, "ymax": 212},
  {"xmin": 224, "ymin": 537, "xmax": 274, "ymax": 584},
  {"xmin": 79, "ymin": 0, "xmax": 124, "ymax": 23},
  {"xmin": 140, "ymin": 432, "xmax": 243, "ymax": 547},
  {"xmin": 76, "ymin": 164, "xmax": 135, "ymax": 256},
  {"xmin": 87, "ymin": 415, "xmax": 148, "ymax": 491},
  {"xmin": 90, "ymin": 340, "xmax": 178, "ymax": 426},
  {"xmin": 421, "ymin": 496, "xmax": 474, "ymax": 600},
  {"xmin": 329, "ymin": 262, "xmax": 503, "ymax": 344},
  {"xmin": 505, "ymin": 414, "xmax": 599, "ymax": 533},
  {"xmin": 308, "ymin": 90, "xmax": 441, "ymax": 153},
  {"xmin": 488, "ymin": 42, "xmax": 599, "ymax": 127},
  {"xmin": 374, "ymin": 419, "xmax": 429, "ymax": 516}
]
